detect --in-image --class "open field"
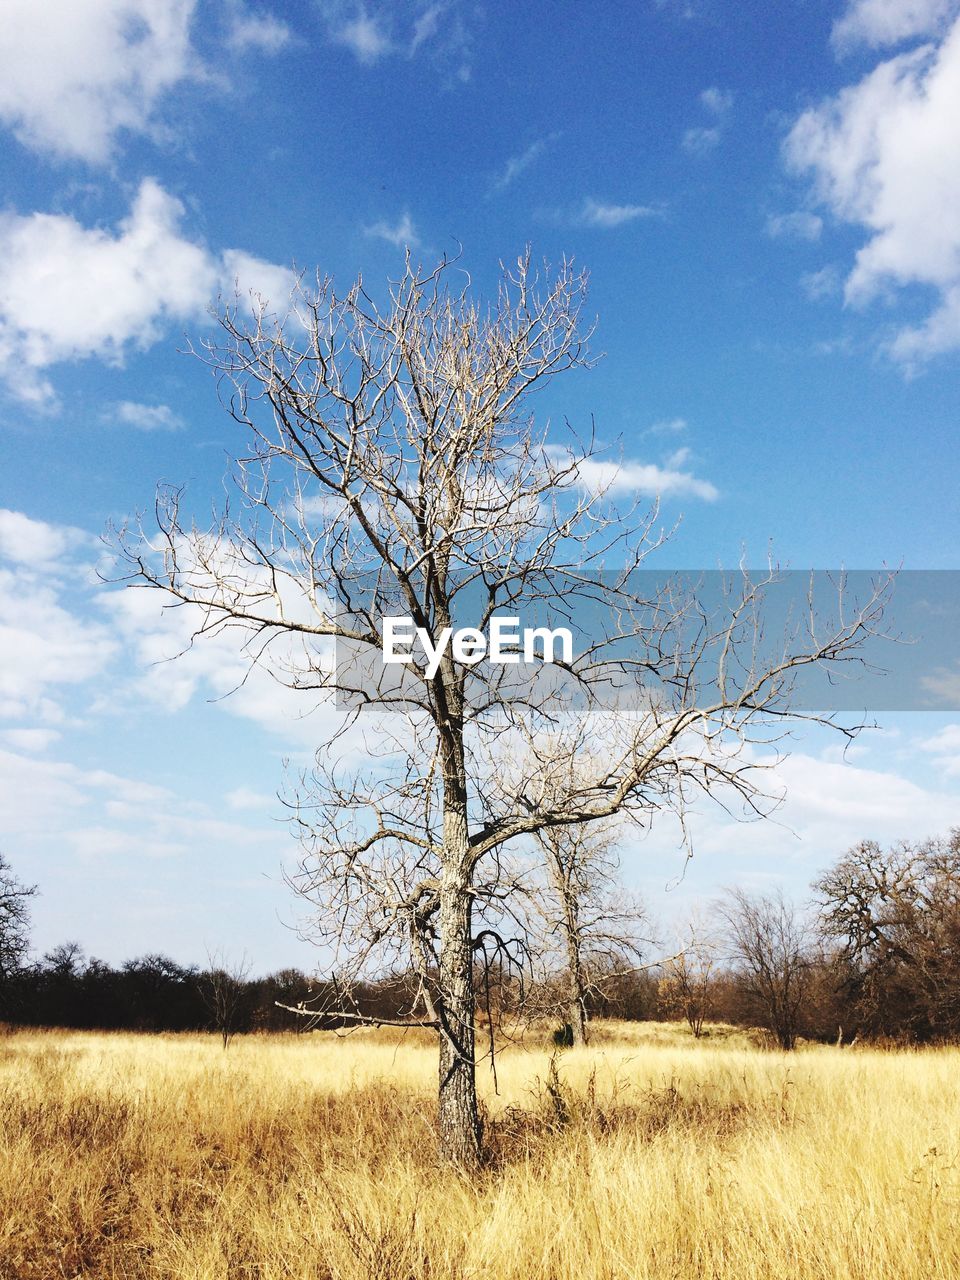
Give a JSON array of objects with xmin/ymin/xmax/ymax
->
[{"xmin": 2, "ymin": 1022, "xmax": 960, "ymax": 1280}]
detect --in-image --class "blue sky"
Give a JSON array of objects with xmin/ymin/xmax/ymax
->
[{"xmin": 1, "ymin": 0, "xmax": 959, "ymax": 970}]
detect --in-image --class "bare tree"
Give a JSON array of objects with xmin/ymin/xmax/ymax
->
[
  {"xmin": 0, "ymin": 853, "xmax": 36, "ymax": 1000},
  {"xmin": 116, "ymin": 251, "xmax": 889, "ymax": 1168},
  {"xmin": 659, "ymin": 910, "xmax": 719, "ymax": 1038},
  {"xmin": 815, "ymin": 830, "xmax": 960, "ymax": 1039},
  {"xmin": 524, "ymin": 818, "xmax": 649, "ymax": 1046},
  {"xmin": 201, "ymin": 948, "xmax": 251, "ymax": 1049},
  {"xmin": 716, "ymin": 887, "xmax": 813, "ymax": 1050}
]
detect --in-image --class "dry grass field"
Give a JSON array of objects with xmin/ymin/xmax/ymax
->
[{"xmin": 2, "ymin": 1021, "xmax": 959, "ymax": 1280}]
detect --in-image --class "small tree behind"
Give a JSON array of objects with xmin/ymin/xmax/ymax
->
[
  {"xmin": 526, "ymin": 819, "xmax": 649, "ymax": 1045},
  {"xmin": 201, "ymin": 949, "xmax": 252, "ymax": 1048},
  {"xmin": 717, "ymin": 888, "xmax": 812, "ymax": 1050},
  {"xmin": 659, "ymin": 911, "xmax": 719, "ymax": 1038}
]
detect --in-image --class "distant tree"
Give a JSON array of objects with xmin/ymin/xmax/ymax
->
[
  {"xmin": 526, "ymin": 817, "xmax": 649, "ymax": 1045},
  {"xmin": 717, "ymin": 888, "xmax": 813, "ymax": 1050},
  {"xmin": 0, "ymin": 853, "xmax": 36, "ymax": 1014},
  {"xmin": 815, "ymin": 830, "xmax": 960, "ymax": 1039},
  {"xmin": 201, "ymin": 949, "xmax": 252, "ymax": 1048},
  {"xmin": 659, "ymin": 910, "xmax": 719, "ymax": 1038},
  {"xmin": 120, "ymin": 954, "xmax": 202, "ymax": 1031},
  {"xmin": 252, "ymin": 968, "xmax": 319, "ymax": 1032},
  {"xmin": 0, "ymin": 854, "xmax": 35, "ymax": 974}
]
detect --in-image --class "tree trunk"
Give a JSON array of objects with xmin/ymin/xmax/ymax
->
[
  {"xmin": 567, "ymin": 992, "xmax": 588, "ymax": 1046},
  {"xmin": 432, "ymin": 653, "xmax": 483, "ymax": 1169},
  {"xmin": 437, "ymin": 875, "xmax": 481, "ymax": 1169},
  {"xmin": 562, "ymin": 897, "xmax": 589, "ymax": 1046}
]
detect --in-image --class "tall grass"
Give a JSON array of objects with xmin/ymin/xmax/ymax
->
[{"xmin": 2, "ymin": 1022, "xmax": 959, "ymax": 1278}]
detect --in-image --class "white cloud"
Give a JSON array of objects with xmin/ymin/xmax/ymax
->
[
  {"xmin": 766, "ymin": 211, "xmax": 824, "ymax": 241},
  {"xmin": 0, "ymin": 567, "xmax": 116, "ymax": 713},
  {"xmin": 363, "ymin": 212, "xmax": 422, "ymax": 249},
  {"xmin": 578, "ymin": 198, "xmax": 658, "ymax": 228},
  {"xmin": 549, "ymin": 448, "xmax": 718, "ymax": 502},
  {"xmin": 226, "ymin": 786, "xmax": 275, "ymax": 811},
  {"xmin": 682, "ymin": 125, "xmax": 722, "ymax": 154},
  {"xmin": 0, "ymin": 0, "xmax": 200, "ymax": 164},
  {"xmin": 920, "ymin": 664, "xmax": 960, "ymax": 707},
  {"xmin": 832, "ymin": 0, "xmax": 959, "ymax": 50},
  {"xmin": 1, "ymin": 728, "xmax": 61, "ymax": 752},
  {"xmin": 411, "ymin": 3, "xmax": 444, "ymax": 53},
  {"xmin": 786, "ymin": 15, "xmax": 960, "ymax": 364},
  {"xmin": 700, "ymin": 86, "xmax": 733, "ymax": 115},
  {"xmin": 578, "ymin": 458, "xmax": 718, "ymax": 501},
  {"xmin": 0, "ymin": 512, "xmax": 122, "ymax": 727},
  {"xmin": 801, "ymin": 264, "xmax": 843, "ymax": 300},
  {"xmin": 918, "ymin": 721, "xmax": 960, "ymax": 775},
  {"xmin": 0, "ymin": 748, "xmax": 280, "ymax": 867},
  {"xmin": 226, "ymin": 8, "xmax": 291, "ymax": 54},
  {"xmin": 98, "ymin": 556, "xmax": 337, "ymax": 743},
  {"xmin": 112, "ymin": 401, "xmax": 184, "ymax": 431},
  {"xmin": 630, "ymin": 733, "xmax": 960, "ymax": 921},
  {"xmin": 921, "ymin": 721, "xmax": 960, "ymax": 747},
  {"xmin": 220, "ymin": 248, "xmax": 298, "ymax": 310},
  {"xmin": 320, "ymin": 2, "xmax": 473, "ymax": 75},
  {"xmin": 645, "ymin": 417, "xmax": 688, "ymax": 435},
  {"xmin": 0, "ymin": 179, "xmax": 295, "ymax": 405},
  {"xmin": 682, "ymin": 85, "xmax": 733, "ymax": 155},
  {"xmin": 335, "ymin": 10, "xmax": 391, "ymax": 63},
  {"xmin": 492, "ymin": 135, "xmax": 556, "ymax": 192},
  {"xmin": 0, "ymin": 509, "xmax": 90, "ymax": 567}
]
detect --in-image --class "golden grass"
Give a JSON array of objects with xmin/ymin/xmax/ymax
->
[{"xmin": 2, "ymin": 1021, "xmax": 959, "ymax": 1279}]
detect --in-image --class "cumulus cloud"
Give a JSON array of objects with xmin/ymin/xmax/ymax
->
[
  {"xmin": 918, "ymin": 721, "xmax": 960, "ymax": 774},
  {"xmin": 225, "ymin": 786, "xmax": 275, "ymax": 811},
  {"xmin": 547, "ymin": 447, "xmax": 717, "ymax": 502},
  {"xmin": 220, "ymin": 248, "xmax": 299, "ymax": 309},
  {"xmin": 97, "ymin": 544, "xmax": 338, "ymax": 744},
  {"xmin": 0, "ymin": 509, "xmax": 90, "ymax": 567},
  {"xmin": 0, "ymin": 179, "xmax": 295, "ymax": 405},
  {"xmin": 0, "ymin": 567, "xmax": 115, "ymax": 719},
  {"xmin": 832, "ymin": 0, "xmax": 959, "ymax": 50},
  {"xmin": 920, "ymin": 663, "xmax": 960, "ymax": 707},
  {"xmin": 0, "ymin": 0, "xmax": 200, "ymax": 164},
  {"xmin": 577, "ymin": 458, "xmax": 718, "ymax": 501},
  {"xmin": 786, "ymin": 12, "xmax": 960, "ymax": 365}
]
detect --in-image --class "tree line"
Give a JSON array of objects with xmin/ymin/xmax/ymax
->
[{"xmin": 4, "ymin": 829, "xmax": 958, "ymax": 1049}]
